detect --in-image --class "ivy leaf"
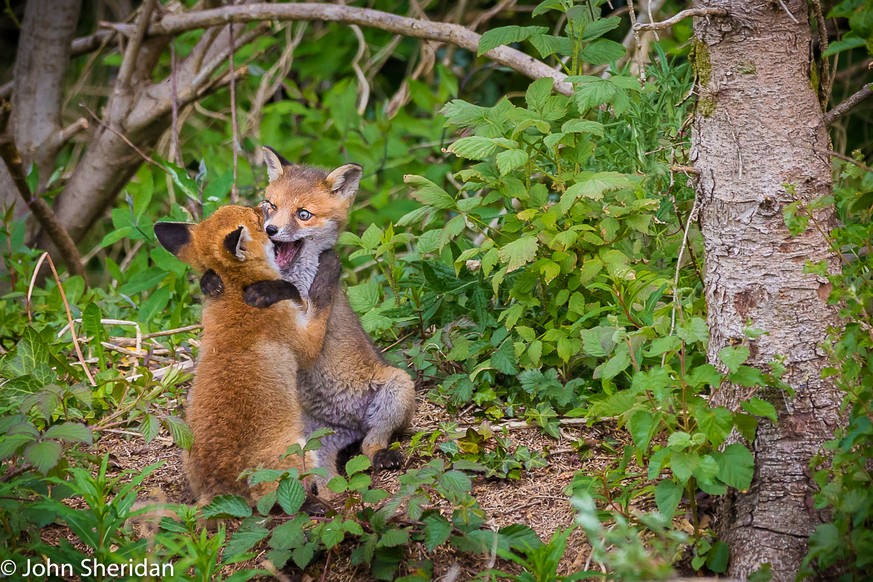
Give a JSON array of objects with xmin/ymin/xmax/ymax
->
[
  {"xmin": 43, "ymin": 422, "xmax": 93, "ymax": 445},
  {"xmin": 24, "ymin": 440, "xmax": 62, "ymax": 474},
  {"xmin": 202, "ymin": 495, "xmax": 252, "ymax": 519},
  {"xmin": 499, "ymin": 235, "xmax": 539, "ymax": 272},
  {"xmin": 478, "ymin": 26, "xmax": 549, "ymax": 55},
  {"xmin": 741, "ymin": 398, "xmax": 778, "ymax": 422},
  {"xmin": 654, "ymin": 479, "xmax": 682, "ymax": 518}
]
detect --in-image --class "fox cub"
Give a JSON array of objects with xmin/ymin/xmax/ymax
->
[
  {"xmin": 202, "ymin": 147, "xmax": 416, "ymax": 479},
  {"xmin": 154, "ymin": 205, "xmax": 340, "ymax": 505}
]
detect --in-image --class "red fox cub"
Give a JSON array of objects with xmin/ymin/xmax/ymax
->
[
  {"xmin": 154, "ymin": 205, "xmax": 340, "ymax": 505},
  {"xmin": 201, "ymin": 147, "xmax": 416, "ymax": 479}
]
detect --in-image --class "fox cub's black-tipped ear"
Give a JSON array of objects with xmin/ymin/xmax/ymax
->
[
  {"xmin": 262, "ymin": 146, "xmax": 290, "ymax": 183},
  {"xmin": 154, "ymin": 222, "xmax": 193, "ymax": 257},
  {"xmin": 224, "ymin": 225, "xmax": 251, "ymax": 260},
  {"xmin": 326, "ymin": 163, "xmax": 363, "ymax": 201}
]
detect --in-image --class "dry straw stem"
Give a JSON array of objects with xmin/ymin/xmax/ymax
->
[
  {"xmin": 105, "ymin": 2, "xmax": 573, "ymax": 95},
  {"xmin": 26, "ymin": 252, "xmax": 96, "ymax": 386}
]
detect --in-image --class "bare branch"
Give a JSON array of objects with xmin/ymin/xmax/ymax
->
[
  {"xmin": 0, "ymin": 137, "xmax": 85, "ymax": 279},
  {"xmin": 105, "ymin": 2, "xmax": 573, "ymax": 94},
  {"xmin": 116, "ymin": 0, "xmax": 159, "ymax": 92},
  {"xmin": 633, "ymin": 7, "xmax": 728, "ymax": 32},
  {"xmin": 824, "ymin": 83, "xmax": 873, "ymax": 126}
]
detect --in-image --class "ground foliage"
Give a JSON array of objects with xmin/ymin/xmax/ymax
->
[{"xmin": 0, "ymin": 0, "xmax": 871, "ymax": 580}]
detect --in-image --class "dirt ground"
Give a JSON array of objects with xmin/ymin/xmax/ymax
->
[{"xmin": 42, "ymin": 377, "xmax": 632, "ymax": 581}]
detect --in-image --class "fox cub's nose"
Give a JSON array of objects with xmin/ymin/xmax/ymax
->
[{"xmin": 266, "ymin": 225, "xmax": 278, "ymax": 236}]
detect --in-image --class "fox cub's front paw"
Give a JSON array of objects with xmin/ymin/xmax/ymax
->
[
  {"xmin": 372, "ymin": 448, "xmax": 404, "ymax": 472},
  {"xmin": 200, "ymin": 269, "xmax": 224, "ymax": 298},
  {"xmin": 310, "ymin": 249, "xmax": 342, "ymax": 309},
  {"xmin": 243, "ymin": 280, "xmax": 303, "ymax": 308}
]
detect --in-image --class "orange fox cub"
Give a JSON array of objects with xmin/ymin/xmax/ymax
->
[
  {"xmin": 154, "ymin": 205, "xmax": 328, "ymax": 505},
  {"xmin": 202, "ymin": 148, "xmax": 417, "ymax": 480}
]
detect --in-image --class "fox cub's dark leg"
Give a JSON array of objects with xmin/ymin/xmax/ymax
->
[
  {"xmin": 362, "ymin": 367, "xmax": 416, "ymax": 472},
  {"xmin": 242, "ymin": 249, "xmax": 341, "ymax": 309},
  {"xmin": 200, "ymin": 269, "xmax": 224, "ymax": 297}
]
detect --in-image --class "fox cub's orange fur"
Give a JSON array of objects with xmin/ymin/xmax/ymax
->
[
  {"xmin": 202, "ymin": 148, "xmax": 417, "ymax": 479},
  {"xmin": 154, "ymin": 205, "xmax": 326, "ymax": 505}
]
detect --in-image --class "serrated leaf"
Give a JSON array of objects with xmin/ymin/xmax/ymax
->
[
  {"xmin": 377, "ymin": 528, "xmax": 410, "ymax": 548},
  {"xmin": 581, "ymin": 16, "xmax": 621, "ymax": 41},
  {"xmin": 447, "ymin": 136, "xmax": 500, "ymax": 160},
  {"xmin": 292, "ymin": 543, "xmax": 316, "ymax": 569},
  {"xmin": 24, "ymin": 440, "xmax": 62, "ymax": 474},
  {"xmin": 496, "ymin": 149, "xmax": 529, "ymax": 175},
  {"xmin": 43, "ymin": 422, "xmax": 93, "ymax": 445},
  {"xmin": 741, "ymin": 398, "xmax": 778, "ymax": 422},
  {"xmin": 322, "ymin": 518, "xmax": 346, "ymax": 549},
  {"xmin": 579, "ymin": 38, "xmax": 626, "ymax": 65},
  {"xmin": 670, "ymin": 450, "xmax": 698, "ymax": 484},
  {"xmin": 163, "ymin": 416, "xmax": 193, "ymax": 450},
  {"xmin": 345, "ymin": 454, "xmax": 372, "ymax": 475},
  {"xmin": 715, "ymin": 443, "xmax": 755, "ymax": 491},
  {"xmin": 277, "ymin": 477, "xmax": 306, "ymax": 515},
  {"xmin": 526, "ymin": 77, "xmax": 555, "ymax": 110},
  {"xmin": 654, "ymin": 479, "xmax": 682, "ymax": 518},
  {"xmin": 404, "ymin": 175, "xmax": 455, "ymax": 209},
  {"xmin": 560, "ymin": 119, "xmax": 605, "ymax": 137},
  {"xmin": 202, "ymin": 495, "xmax": 252, "ymax": 519},
  {"xmin": 529, "ymin": 33, "xmax": 571, "ymax": 58},
  {"xmin": 423, "ymin": 514, "xmax": 452, "ymax": 552},
  {"xmin": 719, "ymin": 345, "xmax": 750, "ymax": 373},
  {"xmin": 499, "ymin": 235, "xmax": 538, "ymax": 272},
  {"xmin": 225, "ymin": 526, "xmax": 270, "ymax": 560}
]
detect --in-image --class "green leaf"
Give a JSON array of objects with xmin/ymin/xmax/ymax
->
[
  {"xmin": 447, "ymin": 136, "xmax": 500, "ymax": 160},
  {"xmin": 478, "ymin": 26, "xmax": 548, "ymax": 55},
  {"xmin": 718, "ymin": 345, "xmax": 750, "ymax": 373},
  {"xmin": 595, "ymin": 349, "xmax": 630, "ymax": 380},
  {"xmin": 707, "ymin": 540, "xmax": 730, "ymax": 574},
  {"xmin": 496, "ymin": 149, "xmax": 529, "ymax": 175},
  {"xmin": 654, "ymin": 479, "xmax": 682, "ymax": 518},
  {"xmin": 43, "ymin": 422, "xmax": 93, "ymax": 445},
  {"xmin": 292, "ymin": 543, "xmax": 316, "ymax": 569},
  {"xmin": 526, "ymin": 77, "xmax": 555, "ymax": 110},
  {"xmin": 423, "ymin": 513, "xmax": 452, "ymax": 552},
  {"xmin": 499, "ymin": 235, "xmax": 539, "ymax": 272},
  {"xmin": 377, "ymin": 528, "xmax": 410, "ymax": 548},
  {"xmin": 202, "ymin": 495, "xmax": 252, "ymax": 519},
  {"xmin": 741, "ymin": 398, "xmax": 778, "ymax": 422},
  {"xmin": 404, "ymin": 175, "xmax": 455, "ymax": 209},
  {"xmin": 581, "ymin": 16, "xmax": 621, "ymax": 41},
  {"xmin": 119, "ymin": 267, "xmax": 169, "ymax": 296},
  {"xmin": 163, "ymin": 416, "xmax": 193, "ymax": 450},
  {"xmin": 225, "ymin": 526, "xmax": 270, "ymax": 560},
  {"xmin": 327, "ymin": 476, "xmax": 349, "ymax": 494},
  {"xmin": 277, "ymin": 477, "xmax": 306, "ymax": 515},
  {"xmin": 24, "ymin": 440, "xmax": 62, "ymax": 474},
  {"xmin": 579, "ymin": 39, "xmax": 626, "ymax": 65},
  {"xmin": 345, "ymin": 454, "xmax": 372, "ymax": 475},
  {"xmin": 560, "ymin": 119, "xmax": 605, "ymax": 137},
  {"xmin": 822, "ymin": 35, "xmax": 866, "ymax": 57},
  {"xmin": 628, "ymin": 410, "xmax": 659, "ymax": 450},
  {"xmin": 560, "ymin": 172, "xmax": 635, "ymax": 211},
  {"xmin": 322, "ymin": 518, "xmax": 346, "ymax": 549},
  {"xmin": 670, "ymin": 450, "xmax": 698, "ymax": 484},
  {"xmin": 100, "ymin": 227, "xmax": 134, "ymax": 248},
  {"xmin": 695, "ymin": 407, "xmax": 733, "ymax": 447},
  {"xmin": 715, "ymin": 443, "xmax": 754, "ymax": 491}
]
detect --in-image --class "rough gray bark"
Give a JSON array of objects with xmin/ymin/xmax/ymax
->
[
  {"xmin": 11, "ymin": 0, "xmax": 82, "ymax": 187},
  {"xmin": 692, "ymin": 1, "xmax": 842, "ymax": 580}
]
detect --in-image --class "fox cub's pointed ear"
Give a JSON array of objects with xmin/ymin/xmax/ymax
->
[
  {"xmin": 154, "ymin": 222, "xmax": 193, "ymax": 258},
  {"xmin": 262, "ymin": 146, "xmax": 289, "ymax": 183},
  {"xmin": 326, "ymin": 163, "xmax": 363, "ymax": 201},
  {"xmin": 224, "ymin": 225, "xmax": 251, "ymax": 261}
]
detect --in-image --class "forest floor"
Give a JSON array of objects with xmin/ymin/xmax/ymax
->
[{"xmin": 39, "ymin": 367, "xmax": 640, "ymax": 581}]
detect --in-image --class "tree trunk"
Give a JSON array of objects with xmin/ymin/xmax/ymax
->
[{"xmin": 692, "ymin": 1, "xmax": 843, "ymax": 580}]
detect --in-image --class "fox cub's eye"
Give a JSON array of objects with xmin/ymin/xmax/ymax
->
[{"xmin": 297, "ymin": 209, "xmax": 313, "ymax": 221}]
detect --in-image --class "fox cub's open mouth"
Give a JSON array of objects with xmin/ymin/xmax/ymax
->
[{"xmin": 273, "ymin": 239, "xmax": 303, "ymax": 270}]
